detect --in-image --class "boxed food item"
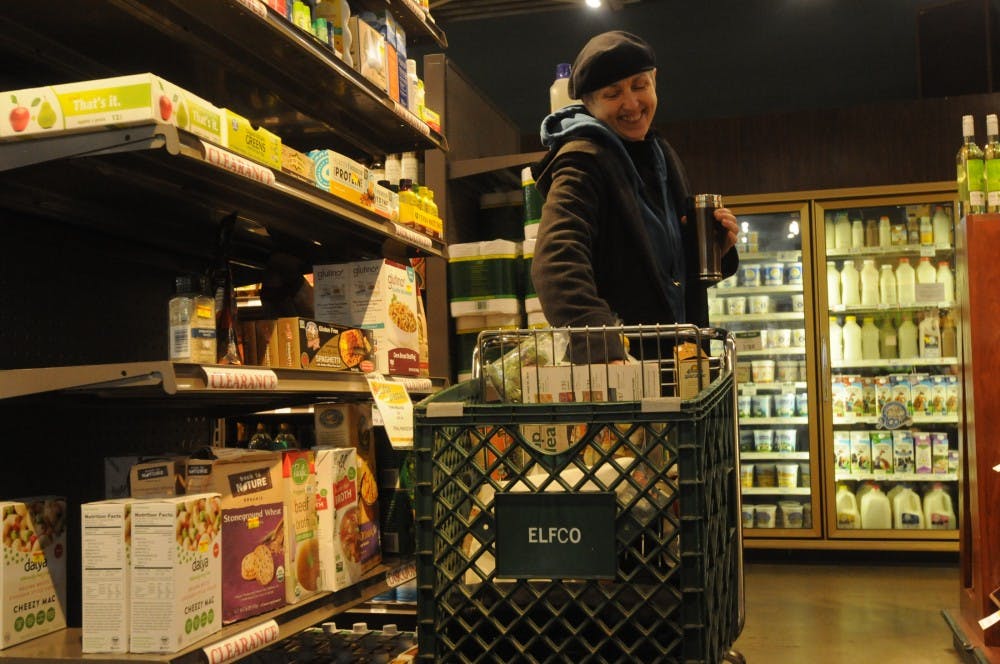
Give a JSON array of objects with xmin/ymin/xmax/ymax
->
[
  {"xmin": 518, "ymin": 363, "xmax": 660, "ymax": 404},
  {"xmin": 870, "ymin": 431, "xmax": 893, "ymax": 474},
  {"xmin": 129, "ymin": 493, "xmax": 221, "ymax": 653},
  {"xmin": 0, "ymin": 73, "xmax": 224, "ymax": 143},
  {"xmin": 0, "ymin": 497, "xmax": 67, "ymax": 650},
  {"xmin": 349, "ymin": 16, "xmax": 388, "ymax": 92},
  {"xmin": 314, "ymin": 259, "xmax": 421, "ymax": 376},
  {"xmin": 892, "ymin": 430, "xmax": 915, "ymax": 474},
  {"xmin": 372, "ymin": 182, "xmax": 399, "ymax": 221},
  {"xmin": 833, "ymin": 431, "xmax": 852, "ymax": 474},
  {"xmin": 314, "ymin": 448, "xmax": 363, "ymax": 592},
  {"xmin": 315, "ymin": 403, "xmax": 374, "ymax": 449},
  {"xmin": 914, "ymin": 432, "xmax": 933, "ymax": 473},
  {"xmin": 184, "ymin": 458, "xmax": 215, "ymax": 495},
  {"xmin": 932, "ymin": 432, "xmax": 951, "ymax": 474},
  {"xmin": 911, "ymin": 374, "xmax": 934, "ymax": 416},
  {"xmin": 850, "ymin": 431, "xmax": 871, "ymax": 474},
  {"xmin": 204, "ymin": 450, "xmax": 286, "ymax": 624},
  {"xmin": 104, "ymin": 454, "xmax": 157, "ymax": 499},
  {"xmin": 280, "ymin": 144, "xmax": 316, "ymax": 183},
  {"xmin": 280, "ymin": 450, "xmax": 319, "ymax": 603},
  {"xmin": 129, "ymin": 456, "xmax": 186, "ymax": 498},
  {"xmin": 307, "ymin": 149, "xmax": 376, "ymax": 210},
  {"xmin": 889, "ymin": 374, "xmax": 913, "ymax": 415},
  {"xmin": 674, "ymin": 342, "xmax": 710, "ymax": 399},
  {"xmin": 270, "ymin": 316, "xmax": 374, "ymax": 373},
  {"xmin": 81, "ymin": 499, "xmax": 135, "ymax": 653},
  {"xmin": 222, "ymin": 109, "xmax": 282, "ymax": 170}
]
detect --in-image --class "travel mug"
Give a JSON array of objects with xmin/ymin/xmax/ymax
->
[{"xmin": 691, "ymin": 194, "xmax": 724, "ymax": 282}]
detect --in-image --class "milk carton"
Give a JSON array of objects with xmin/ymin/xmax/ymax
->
[
  {"xmin": 932, "ymin": 432, "xmax": 951, "ymax": 474},
  {"xmin": 892, "ymin": 430, "xmax": 915, "ymax": 474},
  {"xmin": 874, "ymin": 376, "xmax": 892, "ymax": 414},
  {"xmin": 845, "ymin": 376, "xmax": 865, "ymax": 416},
  {"xmin": 945, "ymin": 375, "xmax": 960, "ymax": 415},
  {"xmin": 129, "ymin": 494, "xmax": 221, "ymax": 653},
  {"xmin": 833, "ymin": 431, "xmax": 852, "ymax": 474},
  {"xmin": 914, "ymin": 433, "xmax": 933, "ymax": 474},
  {"xmin": 850, "ymin": 431, "xmax": 872, "ymax": 474},
  {"xmin": 911, "ymin": 374, "xmax": 934, "ymax": 416},
  {"xmin": 831, "ymin": 378, "xmax": 848, "ymax": 418},
  {"xmin": 928, "ymin": 376, "xmax": 949, "ymax": 416},
  {"xmin": 0, "ymin": 497, "xmax": 67, "ymax": 649},
  {"xmin": 870, "ymin": 431, "xmax": 894, "ymax": 474},
  {"xmin": 314, "ymin": 448, "xmax": 363, "ymax": 592},
  {"xmin": 81, "ymin": 499, "xmax": 135, "ymax": 653},
  {"xmin": 280, "ymin": 450, "xmax": 319, "ymax": 604}
]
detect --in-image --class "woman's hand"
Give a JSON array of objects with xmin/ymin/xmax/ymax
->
[{"xmin": 714, "ymin": 207, "xmax": 740, "ymax": 254}]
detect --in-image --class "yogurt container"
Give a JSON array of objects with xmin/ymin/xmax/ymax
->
[
  {"xmin": 756, "ymin": 464, "xmax": 777, "ymax": 487},
  {"xmin": 791, "ymin": 328, "xmax": 807, "ymax": 348},
  {"xmin": 708, "ymin": 297, "xmax": 725, "ymax": 315},
  {"xmin": 751, "ymin": 394, "xmax": 773, "ymax": 417},
  {"xmin": 769, "ymin": 328, "xmax": 792, "ymax": 348},
  {"xmin": 748, "ymin": 295, "xmax": 771, "ymax": 314},
  {"xmin": 755, "ymin": 503, "xmax": 777, "ymax": 528},
  {"xmin": 726, "ymin": 296, "xmax": 747, "ymax": 316},
  {"xmin": 796, "ymin": 392, "xmax": 809, "ymax": 415},
  {"xmin": 741, "ymin": 504, "xmax": 756, "ymax": 528},
  {"xmin": 739, "ymin": 429, "xmax": 756, "ymax": 452},
  {"xmin": 753, "ymin": 429, "xmax": 774, "ymax": 452},
  {"xmin": 763, "ymin": 263, "xmax": 785, "ymax": 286},
  {"xmin": 779, "ymin": 500, "xmax": 804, "ymax": 528},
  {"xmin": 751, "ymin": 359, "xmax": 775, "ymax": 383},
  {"xmin": 738, "ymin": 264, "xmax": 761, "ymax": 287},
  {"xmin": 737, "ymin": 394, "xmax": 752, "ymax": 417},
  {"xmin": 791, "ymin": 293, "xmax": 805, "ymax": 312},
  {"xmin": 776, "ymin": 462, "xmax": 799, "ymax": 488},
  {"xmin": 774, "ymin": 393, "xmax": 796, "ymax": 418},
  {"xmin": 740, "ymin": 464, "xmax": 755, "ymax": 488},
  {"xmin": 774, "ymin": 429, "xmax": 797, "ymax": 452},
  {"xmin": 776, "ymin": 360, "xmax": 798, "ymax": 383},
  {"xmin": 786, "ymin": 262, "xmax": 803, "ymax": 285}
]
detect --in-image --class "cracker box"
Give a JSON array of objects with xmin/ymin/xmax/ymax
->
[
  {"xmin": 0, "ymin": 497, "xmax": 67, "ymax": 649},
  {"xmin": 280, "ymin": 450, "xmax": 319, "ymax": 603},
  {"xmin": 222, "ymin": 109, "xmax": 282, "ymax": 170},
  {"xmin": 0, "ymin": 73, "xmax": 224, "ymax": 143},
  {"xmin": 314, "ymin": 259, "xmax": 421, "ymax": 376},
  {"xmin": 892, "ymin": 430, "xmax": 915, "ymax": 474},
  {"xmin": 307, "ymin": 149, "xmax": 376, "ymax": 209},
  {"xmin": 129, "ymin": 494, "xmax": 221, "ymax": 653},
  {"xmin": 204, "ymin": 450, "xmax": 286, "ymax": 624},
  {"xmin": 81, "ymin": 499, "xmax": 135, "ymax": 653},
  {"xmin": 280, "ymin": 144, "xmax": 316, "ymax": 183},
  {"xmin": 270, "ymin": 316, "xmax": 374, "ymax": 373},
  {"xmin": 314, "ymin": 448, "xmax": 363, "ymax": 592},
  {"xmin": 129, "ymin": 456, "xmax": 186, "ymax": 498}
]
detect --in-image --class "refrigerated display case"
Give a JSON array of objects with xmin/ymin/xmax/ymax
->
[{"xmin": 708, "ymin": 200, "xmax": 823, "ymax": 541}]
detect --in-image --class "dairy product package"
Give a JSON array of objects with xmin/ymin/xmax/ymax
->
[
  {"xmin": 914, "ymin": 433, "xmax": 933, "ymax": 474},
  {"xmin": 870, "ymin": 431, "xmax": 894, "ymax": 474},
  {"xmin": 892, "ymin": 430, "xmax": 915, "ymax": 474},
  {"xmin": 850, "ymin": 431, "xmax": 872, "ymax": 474}
]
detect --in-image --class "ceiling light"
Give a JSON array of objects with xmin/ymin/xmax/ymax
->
[{"xmin": 586, "ymin": 0, "xmax": 602, "ymax": 7}]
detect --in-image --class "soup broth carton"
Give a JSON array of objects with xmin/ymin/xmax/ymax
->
[
  {"xmin": 0, "ymin": 497, "xmax": 67, "ymax": 649},
  {"xmin": 129, "ymin": 494, "xmax": 221, "ymax": 653},
  {"xmin": 314, "ymin": 448, "xmax": 363, "ymax": 592}
]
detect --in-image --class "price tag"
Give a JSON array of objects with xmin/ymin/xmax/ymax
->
[
  {"xmin": 392, "ymin": 223, "xmax": 433, "ymax": 249},
  {"xmin": 776, "ymin": 251, "xmax": 800, "ymax": 262},
  {"xmin": 741, "ymin": 385, "xmax": 757, "ymax": 396},
  {"xmin": 781, "ymin": 383, "xmax": 797, "ymax": 394},
  {"xmin": 202, "ymin": 367, "xmax": 278, "ymax": 390},
  {"xmin": 203, "ymin": 620, "xmax": 279, "ymax": 664},
  {"xmin": 367, "ymin": 373, "xmax": 414, "ymax": 448},
  {"xmin": 386, "ymin": 561, "xmax": 417, "ymax": 587},
  {"xmin": 919, "ymin": 246, "xmax": 936, "ymax": 257},
  {"xmin": 831, "ymin": 304, "xmax": 845, "ymax": 312}
]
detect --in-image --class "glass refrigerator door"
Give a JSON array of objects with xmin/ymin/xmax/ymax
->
[
  {"xmin": 709, "ymin": 201, "xmax": 821, "ymax": 539},
  {"xmin": 816, "ymin": 192, "xmax": 960, "ymax": 544}
]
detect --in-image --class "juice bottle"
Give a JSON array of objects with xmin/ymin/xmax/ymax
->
[
  {"xmin": 168, "ymin": 274, "xmax": 216, "ymax": 364},
  {"xmin": 865, "ymin": 219, "xmax": 878, "ymax": 247},
  {"xmin": 937, "ymin": 261, "xmax": 955, "ymax": 302},
  {"xmin": 896, "ymin": 257, "xmax": 916, "ymax": 305},
  {"xmin": 851, "ymin": 219, "xmax": 864, "ymax": 248},
  {"xmin": 860, "ymin": 259, "xmax": 879, "ymax": 305},
  {"xmin": 919, "ymin": 216, "xmax": 934, "ymax": 246},
  {"xmin": 916, "ymin": 255, "xmax": 937, "ymax": 285},
  {"xmin": 840, "ymin": 260, "xmax": 860, "ymax": 306},
  {"xmin": 878, "ymin": 215, "xmax": 891, "ymax": 247},
  {"xmin": 842, "ymin": 315, "xmax": 862, "ymax": 362},
  {"xmin": 897, "ymin": 313, "xmax": 918, "ymax": 359},
  {"xmin": 941, "ymin": 313, "xmax": 958, "ymax": 358},
  {"xmin": 878, "ymin": 316, "xmax": 898, "ymax": 360},
  {"xmin": 827, "ymin": 262, "xmax": 841, "ymax": 307},
  {"xmin": 918, "ymin": 313, "xmax": 941, "ymax": 359},
  {"xmin": 825, "ymin": 213, "xmax": 835, "ymax": 250},
  {"xmin": 932, "ymin": 206, "xmax": 953, "ymax": 247},
  {"xmin": 829, "ymin": 316, "xmax": 843, "ymax": 363},
  {"xmin": 836, "ymin": 484, "xmax": 860, "ymax": 529},
  {"xmin": 861, "ymin": 316, "xmax": 880, "ymax": 360},
  {"xmin": 834, "ymin": 212, "xmax": 852, "ymax": 249},
  {"xmin": 879, "ymin": 264, "xmax": 897, "ymax": 305}
]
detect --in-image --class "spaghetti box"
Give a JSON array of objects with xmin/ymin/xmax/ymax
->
[
  {"xmin": 0, "ymin": 73, "xmax": 223, "ymax": 143},
  {"xmin": 0, "ymin": 497, "xmax": 67, "ymax": 650},
  {"xmin": 129, "ymin": 494, "xmax": 221, "ymax": 653},
  {"xmin": 222, "ymin": 109, "xmax": 282, "ymax": 170},
  {"xmin": 270, "ymin": 316, "xmax": 375, "ymax": 373},
  {"xmin": 280, "ymin": 450, "xmax": 320, "ymax": 604},
  {"xmin": 81, "ymin": 499, "xmax": 135, "ymax": 653},
  {"xmin": 313, "ymin": 447, "xmax": 363, "ymax": 591},
  {"xmin": 314, "ymin": 259, "xmax": 421, "ymax": 376}
]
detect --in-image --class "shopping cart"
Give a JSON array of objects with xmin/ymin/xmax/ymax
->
[{"xmin": 414, "ymin": 324, "xmax": 745, "ymax": 663}]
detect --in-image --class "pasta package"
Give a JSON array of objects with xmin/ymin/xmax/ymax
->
[
  {"xmin": 269, "ymin": 316, "xmax": 374, "ymax": 373},
  {"xmin": 313, "ymin": 259, "xmax": 422, "ymax": 376}
]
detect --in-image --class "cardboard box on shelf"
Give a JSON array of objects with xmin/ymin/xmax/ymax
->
[
  {"xmin": 0, "ymin": 497, "xmax": 68, "ymax": 650},
  {"xmin": 313, "ymin": 447, "xmax": 363, "ymax": 592},
  {"xmin": 269, "ymin": 316, "xmax": 374, "ymax": 373},
  {"xmin": 129, "ymin": 456, "xmax": 186, "ymax": 498},
  {"xmin": 673, "ymin": 342, "xmax": 710, "ymax": 399},
  {"xmin": 128, "ymin": 494, "xmax": 221, "ymax": 653},
  {"xmin": 81, "ymin": 499, "xmax": 135, "ymax": 653},
  {"xmin": 349, "ymin": 16, "xmax": 388, "ymax": 92},
  {"xmin": 279, "ymin": 450, "xmax": 319, "ymax": 604},
  {"xmin": 222, "ymin": 109, "xmax": 282, "ymax": 170},
  {"xmin": 280, "ymin": 144, "xmax": 316, "ymax": 183}
]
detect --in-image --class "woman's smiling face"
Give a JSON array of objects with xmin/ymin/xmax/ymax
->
[{"xmin": 583, "ymin": 69, "xmax": 657, "ymax": 142}]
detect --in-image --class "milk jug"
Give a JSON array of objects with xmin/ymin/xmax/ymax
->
[
  {"xmin": 827, "ymin": 262, "xmax": 841, "ymax": 307},
  {"xmin": 834, "ymin": 212, "xmax": 852, "ymax": 249},
  {"xmin": 825, "ymin": 213, "xmax": 836, "ymax": 250},
  {"xmin": 860, "ymin": 259, "xmax": 880, "ymax": 305},
  {"xmin": 878, "ymin": 215, "xmax": 892, "ymax": 247},
  {"xmin": 841, "ymin": 261, "xmax": 860, "ymax": 306},
  {"xmin": 897, "ymin": 313, "xmax": 919, "ymax": 359},
  {"xmin": 893, "ymin": 487, "xmax": 925, "ymax": 529},
  {"xmin": 932, "ymin": 206, "xmax": 952, "ymax": 247},
  {"xmin": 896, "ymin": 258, "xmax": 916, "ymax": 305},
  {"xmin": 879, "ymin": 264, "xmax": 897, "ymax": 305},
  {"xmin": 842, "ymin": 315, "xmax": 862, "ymax": 361},
  {"xmin": 924, "ymin": 484, "xmax": 957, "ymax": 529},
  {"xmin": 918, "ymin": 313, "xmax": 941, "ymax": 359},
  {"xmin": 861, "ymin": 317, "xmax": 880, "ymax": 360},
  {"xmin": 836, "ymin": 484, "xmax": 860, "ymax": 529},
  {"xmin": 851, "ymin": 219, "xmax": 864, "ymax": 248},
  {"xmin": 879, "ymin": 317, "xmax": 898, "ymax": 359},
  {"xmin": 830, "ymin": 317, "xmax": 843, "ymax": 362},
  {"xmin": 937, "ymin": 261, "xmax": 955, "ymax": 302},
  {"xmin": 860, "ymin": 484, "xmax": 892, "ymax": 529},
  {"xmin": 916, "ymin": 256, "xmax": 937, "ymax": 285}
]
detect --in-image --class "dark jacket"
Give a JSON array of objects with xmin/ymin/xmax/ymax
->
[{"xmin": 531, "ymin": 105, "xmax": 737, "ymax": 361}]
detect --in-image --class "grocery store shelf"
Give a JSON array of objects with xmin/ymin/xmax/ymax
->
[
  {"xmin": 714, "ymin": 285, "xmax": 803, "ymax": 296},
  {"xmin": 831, "ymin": 357, "xmax": 959, "ymax": 370},
  {"xmin": 0, "ymin": 361, "xmax": 446, "ymax": 407},
  {"xmin": 826, "ymin": 244, "xmax": 953, "ymax": 259},
  {"xmin": 713, "ymin": 312, "xmax": 805, "ymax": 324},
  {"xmin": 835, "ymin": 472, "xmax": 958, "ymax": 482},
  {"xmin": 741, "ymin": 487, "xmax": 811, "ymax": 496},
  {"xmin": 739, "ymin": 417, "xmax": 809, "ymax": 426},
  {"xmin": 833, "ymin": 414, "xmax": 959, "ymax": 425},
  {"xmin": 351, "ymin": 0, "xmax": 447, "ymax": 47},
  {"xmin": 830, "ymin": 302, "xmax": 957, "ymax": 315},
  {"xmin": 739, "ymin": 381, "xmax": 808, "ymax": 392},
  {"xmin": 741, "ymin": 452, "xmax": 811, "ymax": 461},
  {"xmin": 744, "ymin": 536, "xmax": 958, "ymax": 551},
  {"xmin": 0, "ymin": 558, "xmax": 415, "ymax": 664},
  {"xmin": 737, "ymin": 347, "xmax": 807, "ymax": 357},
  {"xmin": 736, "ymin": 251, "xmax": 803, "ymax": 263}
]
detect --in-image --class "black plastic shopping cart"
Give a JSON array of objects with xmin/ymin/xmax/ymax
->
[{"xmin": 414, "ymin": 324, "xmax": 745, "ymax": 663}]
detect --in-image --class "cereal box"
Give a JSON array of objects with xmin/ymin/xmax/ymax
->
[
  {"xmin": 0, "ymin": 497, "xmax": 67, "ymax": 649},
  {"xmin": 280, "ymin": 450, "xmax": 319, "ymax": 604},
  {"xmin": 314, "ymin": 448, "xmax": 363, "ymax": 592},
  {"xmin": 870, "ymin": 431, "xmax": 894, "ymax": 474},
  {"xmin": 850, "ymin": 431, "xmax": 871, "ymax": 474},
  {"xmin": 314, "ymin": 259, "xmax": 421, "ymax": 376},
  {"xmin": 81, "ymin": 499, "xmax": 134, "ymax": 653},
  {"xmin": 892, "ymin": 430, "xmax": 915, "ymax": 474},
  {"xmin": 129, "ymin": 494, "xmax": 221, "ymax": 653}
]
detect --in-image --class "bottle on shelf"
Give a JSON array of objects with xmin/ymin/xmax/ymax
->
[
  {"xmin": 836, "ymin": 484, "xmax": 860, "ymax": 529},
  {"xmin": 168, "ymin": 274, "xmax": 216, "ymax": 364},
  {"xmin": 892, "ymin": 486, "xmax": 925, "ymax": 529},
  {"xmin": 918, "ymin": 312, "xmax": 941, "ymax": 359},
  {"xmin": 919, "ymin": 216, "xmax": 933, "ymax": 246},
  {"xmin": 907, "ymin": 214, "xmax": 920, "ymax": 245},
  {"xmin": 851, "ymin": 218, "xmax": 864, "ymax": 249},
  {"xmin": 897, "ymin": 312, "xmax": 919, "ymax": 359},
  {"xmin": 834, "ymin": 212, "xmax": 852, "ymax": 250},
  {"xmin": 248, "ymin": 422, "xmax": 274, "ymax": 450},
  {"xmin": 213, "ymin": 215, "xmax": 243, "ymax": 365},
  {"xmin": 957, "ymin": 113, "xmax": 986, "ymax": 216},
  {"xmin": 865, "ymin": 218, "xmax": 878, "ymax": 247},
  {"xmin": 549, "ymin": 63, "xmax": 578, "ymax": 113},
  {"xmin": 985, "ymin": 113, "xmax": 1000, "ymax": 213},
  {"xmin": 842, "ymin": 315, "xmax": 862, "ymax": 361},
  {"xmin": 932, "ymin": 206, "xmax": 952, "ymax": 248},
  {"xmin": 859, "ymin": 484, "xmax": 891, "ymax": 529},
  {"xmin": 861, "ymin": 316, "xmax": 880, "ymax": 360},
  {"xmin": 825, "ymin": 213, "xmax": 836, "ymax": 250},
  {"xmin": 878, "ymin": 316, "xmax": 898, "ymax": 359},
  {"xmin": 841, "ymin": 260, "xmax": 860, "ymax": 306},
  {"xmin": 879, "ymin": 264, "xmax": 897, "ymax": 305},
  {"xmin": 829, "ymin": 316, "xmax": 843, "ymax": 362},
  {"xmin": 916, "ymin": 256, "xmax": 937, "ymax": 285},
  {"xmin": 827, "ymin": 261, "xmax": 841, "ymax": 307},
  {"xmin": 860, "ymin": 259, "xmax": 879, "ymax": 306},
  {"xmin": 273, "ymin": 422, "xmax": 298, "ymax": 449},
  {"xmin": 384, "ymin": 153, "xmax": 402, "ymax": 191},
  {"xmin": 896, "ymin": 257, "xmax": 916, "ymax": 305},
  {"xmin": 878, "ymin": 215, "xmax": 891, "ymax": 247},
  {"xmin": 406, "ymin": 59, "xmax": 420, "ymax": 115},
  {"xmin": 924, "ymin": 483, "xmax": 957, "ymax": 529},
  {"xmin": 937, "ymin": 261, "xmax": 955, "ymax": 303},
  {"xmin": 941, "ymin": 313, "xmax": 958, "ymax": 358}
]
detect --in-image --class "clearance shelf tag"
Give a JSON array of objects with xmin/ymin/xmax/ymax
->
[
  {"xmin": 234, "ymin": 0, "xmax": 268, "ymax": 18},
  {"xmin": 980, "ymin": 611, "xmax": 1000, "ymax": 631},
  {"xmin": 201, "ymin": 141, "xmax": 276, "ymax": 186},
  {"xmin": 202, "ymin": 366, "xmax": 278, "ymax": 390},
  {"xmin": 367, "ymin": 372, "xmax": 413, "ymax": 448},
  {"xmin": 203, "ymin": 619, "xmax": 279, "ymax": 664}
]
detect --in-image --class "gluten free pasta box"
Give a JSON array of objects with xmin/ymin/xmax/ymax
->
[{"xmin": 269, "ymin": 317, "xmax": 375, "ymax": 373}]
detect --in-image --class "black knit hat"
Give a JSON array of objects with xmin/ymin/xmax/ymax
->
[{"xmin": 568, "ymin": 30, "xmax": 656, "ymax": 98}]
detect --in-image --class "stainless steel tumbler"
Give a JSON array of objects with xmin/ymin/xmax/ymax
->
[{"xmin": 692, "ymin": 194, "xmax": 724, "ymax": 283}]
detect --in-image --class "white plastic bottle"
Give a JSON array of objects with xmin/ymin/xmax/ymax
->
[
  {"xmin": 841, "ymin": 260, "xmax": 860, "ymax": 306},
  {"xmin": 878, "ymin": 215, "xmax": 892, "ymax": 247},
  {"xmin": 897, "ymin": 313, "xmax": 919, "ymax": 359},
  {"xmin": 860, "ymin": 484, "xmax": 892, "ymax": 529},
  {"xmin": 937, "ymin": 261, "xmax": 955, "ymax": 303},
  {"xmin": 896, "ymin": 257, "xmax": 916, "ymax": 305},
  {"xmin": 879, "ymin": 264, "xmax": 897, "ymax": 305},
  {"xmin": 406, "ymin": 59, "xmax": 420, "ymax": 115},
  {"xmin": 836, "ymin": 484, "xmax": 860, "ymax": 529},
  {"xmin": 834, "ymin": 212, "xmax": 852, "ymax": 250},
  {"xmin": 549, "ymin": 63, "xmax": 578, "ymax": 113},
  {"xmin": 827, "ymin": 262, "xmax": 841, "ymax": 307},
  {"xmin": 924, "ymin": 483, "xmax": 957, "ymax": 529},
  {"xmin": 851, "ymin": 219, "xmax": 864, "ymax": 249},
  {"xmin": 932, "ymin": 206, "xmax": 952, "ymax": 247},
  {"xmin": 825, "ymin": 213, "xmax": 836, "ymax": 250},
  {"xmin": 842, "ymin": 315, "xmax": 862, "ymax": 361},
  {"xmin": 916, "ymin": 255, "xmax": 937, "ymax": 285},
  {"xmin": 893, "ymin": 486, "xmax": 925, "ymax": 529},
  {"xmin": 860, "ymin": 259, "xmax": 879, "ymax": 306},
  {"xmin": 861, "ymin": 316, "xmax": 880, "ymax": 360},
  {"xmin": 829, "ymin": 316, "xmax": 843, "ymax": 362},
  {"xmin": 879, "ymin": 317, "xmax": 898, "ymax": 359},
  {"xmin": 918, "ymin": 313, "xmax": 941, "ymax": 359}
]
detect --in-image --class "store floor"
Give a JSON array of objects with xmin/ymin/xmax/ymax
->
[{"xmin": 732, "ymin": 560, "xmax": 962, "ymax": 663}]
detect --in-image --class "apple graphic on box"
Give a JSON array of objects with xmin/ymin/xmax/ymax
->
[
  {"xmin": 159, "ymin": 94, "xmax": 173, "ymax": 121},
  {"xmin": 8, "ymin": 95, "xmax": 29, "ymax": 132}
]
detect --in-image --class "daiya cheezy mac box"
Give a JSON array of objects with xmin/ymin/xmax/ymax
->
[{"xmin": 81, "ymin": 499, "xmax": 135, "ymax": 653}]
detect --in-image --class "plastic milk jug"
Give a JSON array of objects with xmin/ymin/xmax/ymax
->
[
  {"xmin": 893, "ymin": 487, "xmax": 925, "ymax": 529},
  {"xmin": 860, "ymin": 484, "xmax": 892, "ymax": 529},
  {"xmin": 937, "ymin": 261, "xmax": 955, "ymax": 303},
  {"xmin": 842, "ymin": 315, "xmax": 862, "ymax": 362},
  {"xmin": 841, "ymin": 260, "xmax": 860, "ymax": 306},
  {"xmin": 897, "ymin": 313, "xmax": 918, "ymax": 359},
  {"xmin": 924, "ymin": 484, "xmax": 957, "ymax": 529},
  {"xmin": 861, "ymin": 259, "xmax": 880, "ymax": 305},
  {"xmin": 830, "ymin": 317, "xmax": 843, "ymax": 362},
  {"xmin": 932, "ymin": 206, "xmax": 952, "ymax": 247},
  {"xmin": 836, "ymin": 484, "xmax": 860, "ymax": 529},
  {"xmin": 879, "ymin": 264, "xmax": 897, "ymax": 305},
  {"xmin": 861, "ymin": 317, "xmax": 880, "ymax": 360},
  {"xmin": 916, "ymin": 256, "xmax": 937, "ymax": 285},
  {"xmin": 879, "ymin": 317, "xmax": 898, "ymax": 360},
  {"xmin": 896, "ymin": 258, "xmax": 916, "ymax": 305},
  {"xmin": 834, "ymin": 212, "xmax": 852, "ymax": 250},
  {"xmin": 827, "ymin": 262, "xmax": 841, "ymax": 307}
]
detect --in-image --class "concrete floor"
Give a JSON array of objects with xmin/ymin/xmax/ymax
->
[{"xmin": 732, "ymin": 562, "xmax": 963, "ymax": 663}]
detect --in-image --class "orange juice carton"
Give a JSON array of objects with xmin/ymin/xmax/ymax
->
[
  {"xmin": 914, "ymin": 432, "xmax": 933, "ymax": 474},
  {"xmin": 673, "ymin": 343, "xmax": 710, "ymax": 399},
  {"xmin": 313, "ymin": 259, "xmax": 421, "ymax": 376},
  {"xmin": 313, "ymin": 447, "xmax": 363, "ymax": 592},
  {"xmin": 81, "ymin": 499, "xmax": 136, "ymax": 653},
  {"xmin": 222, "ymin": 109, "xmax": 282, "ymax": 170},
  {"xmin": 129, "ymin": 494, "xmax": 221, "ymax": 653},
  {"xmin": 931, "ymin": 432, "xmax": 951, "ymax": 474},
  {"xmin": 0, "ymin": 497, "xmax": 67, "ymax": 649},
  {"xmin": 891, "ymin": 430, "xmax": 915, "ymax": 474}
]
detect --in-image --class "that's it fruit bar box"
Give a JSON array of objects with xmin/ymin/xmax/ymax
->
[{"xmin": 1, "ymin": 73, "xmax": 223, "ymax": 143}]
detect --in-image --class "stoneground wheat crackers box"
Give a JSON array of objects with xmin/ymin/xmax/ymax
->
[
  {"xmin": 0, "ymin": 497, "xmax": 67, "ymax": 649},
  {"xmin": 129, "ymin": 493, "xmax": 221, "ymax": 653},
  {"xmin": 81, "ymin": 499, "xmax": 135, "ymax": 653},
  {"xmin": 314, "ymin": 447, "xmax": 363, "ymax": 592}
]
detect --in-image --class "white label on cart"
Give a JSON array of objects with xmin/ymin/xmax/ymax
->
[
  {"xmin": 201, "ymin": 366, "xmax": 278, "ymax": 390},
  {"xmin": 203, "ymin": 619, "xmax": 279, "ymax": 664},
  {"xmin": 980, "ymin": 611, "xmax": 1000, "ymax": 631}
]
